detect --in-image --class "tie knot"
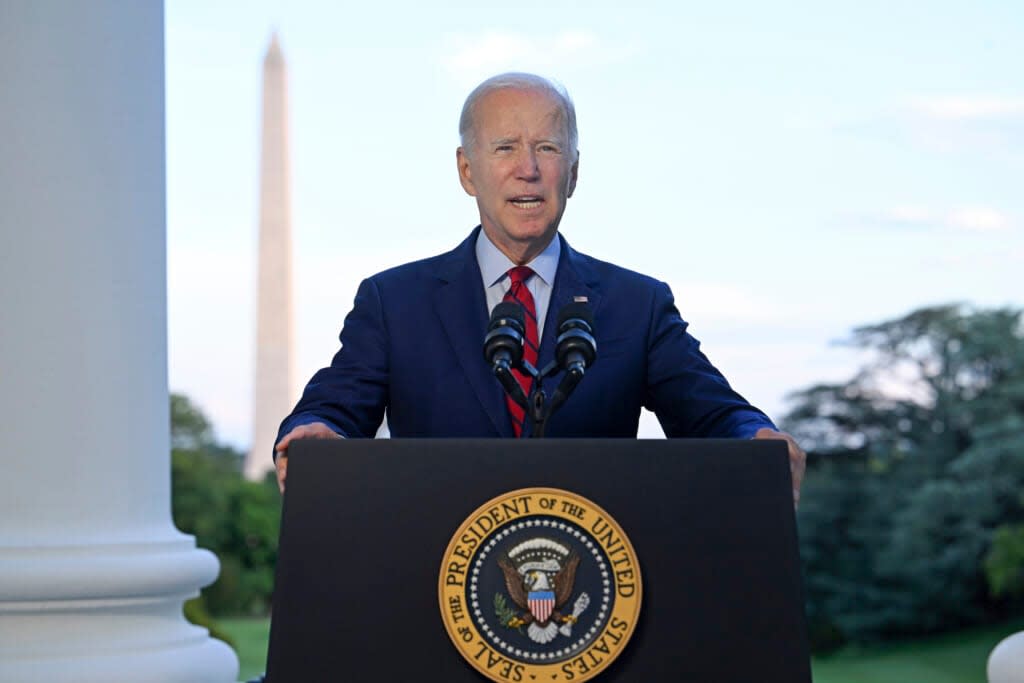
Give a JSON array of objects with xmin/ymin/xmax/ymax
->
[{"xmin": 507, "ymin": 266, "xmax": 534, "ymax": 286}]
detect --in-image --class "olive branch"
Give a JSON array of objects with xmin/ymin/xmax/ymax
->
[{"xmin": 494, "ymin": 593, "xmax": 523, "ymax": 633}]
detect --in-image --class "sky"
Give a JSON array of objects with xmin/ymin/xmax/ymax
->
[{"xmin": 165, "ymin": 1, "xmax": 1024, "ymax": 450}]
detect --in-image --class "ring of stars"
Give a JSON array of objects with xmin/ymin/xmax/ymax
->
[{"xmin": 467, "ymin": 517, "xmax": 613, "ymax": 662}]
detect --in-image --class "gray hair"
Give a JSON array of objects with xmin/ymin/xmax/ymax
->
[{"xmin": 458, "ymin": 72, "xmax": 578, "ymax": 156}]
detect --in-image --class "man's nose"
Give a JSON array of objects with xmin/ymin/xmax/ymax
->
[{"xmin": 514, "ymin": 149, "xmax": 540, "ymax": 180}]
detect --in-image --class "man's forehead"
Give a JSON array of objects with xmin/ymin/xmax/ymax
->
[
  {"xmin": 478, "ymin": 84, "xmax": 561, "ymax": 105},
  {"xmin": 475, "ymin": 87, "xmax": 567, "ymax": 133}
]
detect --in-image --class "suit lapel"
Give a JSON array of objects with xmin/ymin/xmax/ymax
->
[{"xmin": 433, "ymin": 229, "xmax": 512, "ymax": 437}]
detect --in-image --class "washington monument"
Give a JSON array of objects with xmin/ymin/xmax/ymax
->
[{"xmin": 246, "ymin": 33, "xmax": 294, "ymax": 481}]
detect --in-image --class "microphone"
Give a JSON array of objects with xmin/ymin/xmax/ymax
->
[
  {"xmin": 548, "ymin": 302, "xmax": 597, "ymax": 415},
  {"xmin": 484, "ymin": 302, "xmax": 528, "ymax": 408},
  {"xmin": 555, "ymin": 302, "xmax": 597, "ymax": 375}
]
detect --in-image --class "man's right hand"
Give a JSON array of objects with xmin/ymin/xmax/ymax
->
[{"xmin": 273, "ymin": 422, "xmax": 342, "ymax": 494}]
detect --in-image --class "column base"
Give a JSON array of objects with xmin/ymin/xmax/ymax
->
[{"xmin": 0, "ymin": 540, "xmax": 239, "ymax": 683}]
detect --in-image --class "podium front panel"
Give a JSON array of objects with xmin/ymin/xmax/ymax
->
[{"xmin": 266, "ymin": 439, "xmax": 811, "ymax": 682}]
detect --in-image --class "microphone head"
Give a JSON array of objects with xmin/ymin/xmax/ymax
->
[
  {"xmin": 557, "ymin": 301, "xmax": 594, "ymax": 331},
  {"xmin": 555, "ymin": 302, "xmax": 596, "ymax": 369},
  {"xmin": 484, "ymin": 301, "xmax": 526, "ymax": 367},
  {"xmin": 490, "ymin": 301, "xmax": 525, "ymax": 331}
]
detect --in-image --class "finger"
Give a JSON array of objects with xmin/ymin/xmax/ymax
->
[
  {"xmin": 308, "ymin": 423, "xmax": 342, "ymax": 439},
  {"xmin": 275, "ymin": 425, "xmax": 315, "ymax": 452},
  {"xmin": 276, "ymin": 457, "xmax": 287, "ymax": 494},
  {"xmin": 275, "ymin": 433, "xmax": 295, "ymax": 452},
  {"xmin": 274, "ymin": 423, "xmax": 341, "ymax": 468},
  {"xmin": 788, "ymin": 445, "xmax": 806, "ymax": 478},
  {"xmin": 788, "ymin": 446, "xmax": 806, "ymax": 508}
]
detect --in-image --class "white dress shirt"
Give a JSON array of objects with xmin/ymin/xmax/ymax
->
[{"xmin": 475, "ymin": 229, "xmax": 561, "ymax": 341}]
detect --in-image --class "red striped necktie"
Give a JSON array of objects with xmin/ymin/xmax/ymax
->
[{"xmin": 503, "ymin": 266, "xmax": 539, "ymax": 437}]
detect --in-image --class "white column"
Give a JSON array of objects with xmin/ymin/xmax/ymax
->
[
  {"xmin": 990, "ymin": 632, "xmax": 1024, "ymax": 683},
  {"xmin": 0, "ymin": 2, "xmax": 238, "ymax": 681}
]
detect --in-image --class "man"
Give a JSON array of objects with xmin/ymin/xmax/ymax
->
[{"xmin": 274, "ymin": 72, "xmax": 805, "ymax": 501}]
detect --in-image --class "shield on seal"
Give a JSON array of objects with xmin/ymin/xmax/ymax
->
[{"xmin": 528, "ymin": 590, "xmax": 555, "ymax": 623}]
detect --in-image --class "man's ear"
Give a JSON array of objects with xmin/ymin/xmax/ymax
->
[
  {"xmin": 456, "ymin": 147, "xmax": 477, "ymax": 197},
  {"xmin": 567, "ymin": 150, "xmax": 579, "ymax": 198}
]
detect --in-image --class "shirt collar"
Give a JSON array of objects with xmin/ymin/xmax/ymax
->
[{"xmin": 475, "ymin": 228, "xmax": 561, "ymax": 288}]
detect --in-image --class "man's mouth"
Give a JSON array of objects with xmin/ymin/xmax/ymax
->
[{"xmin": 509, "ymin": 196, "xmax": 543, "ymax": 209}]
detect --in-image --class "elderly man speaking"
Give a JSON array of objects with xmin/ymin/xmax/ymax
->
[{"xmin": 272, "ymin": 72, "xmax": 805, "ymax": 501}]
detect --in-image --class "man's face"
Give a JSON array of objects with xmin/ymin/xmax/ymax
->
[{"xmin": 457, "ymin": 87, "xmax": 579, "ymax": 263}]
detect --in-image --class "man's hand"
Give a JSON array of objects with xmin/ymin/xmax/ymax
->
[
  {"xmin": 273, "ymin": 422, "xmax": 343, "ymax": 494},
  {"xmin": 753, "ymin": 428, "xmax": 806, "ymax": 508}
]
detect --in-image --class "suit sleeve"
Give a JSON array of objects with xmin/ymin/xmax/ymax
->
[
  {"xmin": 643, "ymin": 280, "xmax": 776, "ymax": 438},
  {"xmin": 275, "ymin": 277, "xmax": 389, "ymax": 450}
]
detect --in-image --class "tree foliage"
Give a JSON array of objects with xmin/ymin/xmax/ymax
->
[
  {"xmin": 170, "ymin": 394, "xmax": 280, "ymax": 616},
  {"xmin": 784, "ymin": 304, "xmax": 1024, "ymax": 650},
  {"xmin": 171, "ymin": 393, "xmax": 216, "ymax": 451},
  {"xmin": 987, "ymin": 523, "xmax": 1024, "ymax": 599}
]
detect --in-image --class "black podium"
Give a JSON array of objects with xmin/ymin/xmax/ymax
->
[{"xmin": 266, "ymin": 439, "xmax": 811, "ymax": 682}]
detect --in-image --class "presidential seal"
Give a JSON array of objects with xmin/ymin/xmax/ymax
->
[{"xmin": 439, "ymin": 488, "xmax": 642, "ymax": 682}]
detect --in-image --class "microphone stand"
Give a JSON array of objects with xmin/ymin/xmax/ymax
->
[
  {"xmin": 507, "ymin": 359, "xmax": 564, "ymax": 439},
  {"xmin": 490, "ymin": 302, "xmax": 596, "ymax": 439}
]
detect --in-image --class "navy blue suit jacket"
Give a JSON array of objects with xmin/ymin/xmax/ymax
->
[{"xmin": 277, "ymin": 228, "xmax": 774, "ymax": 444}]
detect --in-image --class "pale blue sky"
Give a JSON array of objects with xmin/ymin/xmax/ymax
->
[{"xmin": 166, "ymin": 1, "xmax": 1023, "ymax": 449}]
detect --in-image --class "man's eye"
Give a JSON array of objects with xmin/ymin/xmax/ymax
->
[
  {"xmin": 539, "ymin": 144, "xmax": 559, "ymax": 153},
  {"xmin": 495, "ymin": 145, "xmax": 513, "ymax": 152}
]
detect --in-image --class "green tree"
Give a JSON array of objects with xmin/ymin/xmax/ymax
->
[
  {"xmin": 171, "ymin": 393, "xmax": 216, "ymax": 451},
  {"xmin": 170, "ymin": 394, "xmax": 281, "ymax": 617},
  {"xmin": 987, "ymin": 522, "xmax": 1024, "ymax": 599},
  {"xmin": 785, "ymin": 305, "xmax": 1024, "ymax": 647}
]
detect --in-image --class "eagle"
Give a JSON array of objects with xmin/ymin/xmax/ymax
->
[{"xmin": 498, "ymin": 550, "xmax": 581, "ymax": 644}]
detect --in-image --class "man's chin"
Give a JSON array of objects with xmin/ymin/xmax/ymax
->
[
  {"xmin": 511, "ymin": 228, "xmax": 559, "ymax": 250},
  {"xmin": 481, "ymin": 218, "xmax": 559, "ymax": 251},
  {"xmin": 505, "ymin": 218, "xmax": 558, "ymax": 241}
]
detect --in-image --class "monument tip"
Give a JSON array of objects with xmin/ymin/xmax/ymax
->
[{"xmin": 265, "ymin": 30, "xmax": 284, "ymax": 65}]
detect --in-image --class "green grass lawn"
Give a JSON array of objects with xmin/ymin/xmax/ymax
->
[
  {"xmin": 813, "ymin": 619, "xmax": 1024, "ymax": 683},
  {"xmin": 218, "ymin": 617, "xmax": 272, "ymax": 681},
  {"xmin": 218, "ymin": 616, "xmax": 1024, "ymax": 682}
]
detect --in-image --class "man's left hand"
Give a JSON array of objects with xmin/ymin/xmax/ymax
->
[{"xmin": 753, "ymin": 428, "xmax": 806, "ymax": 508}]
